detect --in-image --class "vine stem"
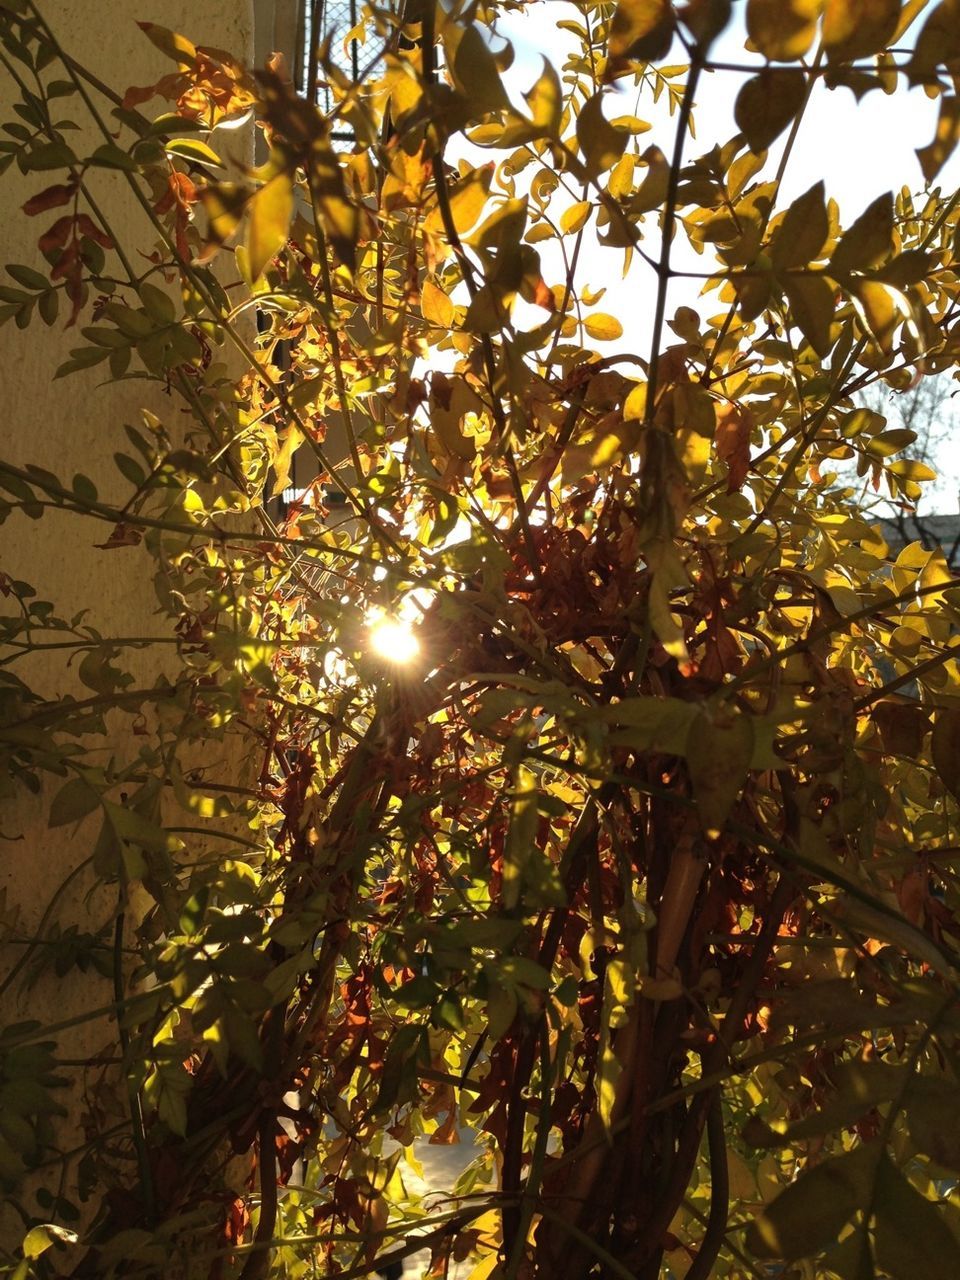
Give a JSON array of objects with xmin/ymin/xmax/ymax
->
[
  {"xmin": 684, "ymin": 1089, "xmax": 729, "ymax": 1280},
  {"xmin": 416, "ymin": 0, "xmax": 542, "ymax": 583},
  {"xmin": 643, "ymin": 52, "xmax": 702, "ymax": 426},
  {"xmin": 701, "ymin": 46, "xmax": 823, "ymax": 385},
  {"xmin": 112, "ymin": 889, "xmax": 155, "ymax": 1224}
]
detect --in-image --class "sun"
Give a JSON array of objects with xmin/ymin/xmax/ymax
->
[{"xmin": 367, "ymin": 615, "xmax": 420, "ymax": 664}]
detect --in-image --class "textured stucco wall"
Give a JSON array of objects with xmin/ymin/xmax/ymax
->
[{"xmin": 0, "ymin": 0, "xmax": 256, "ymax": 1252}]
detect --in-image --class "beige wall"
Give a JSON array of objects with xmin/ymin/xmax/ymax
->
[{"xmin": 0, "ymin": 0, "xmax": 258, "ymax": 1254}]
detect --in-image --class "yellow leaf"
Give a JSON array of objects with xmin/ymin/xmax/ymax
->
[
  {"xmin": 608, "ymin": 0, "xmax": 674, "ymax": 61},
  {"xmin": 623, "ymin": 380, "xmax": 648, "ymax": 420},
  {"xmin": 199, "ymin": 182, "xmax": 248, "ymax": 259},
  {"xmin": 823, "ymin": 0, "xmax": 901, "ymax": 61},
  {"xmin": 679, "ymin": 426, "xmax": 711, "ymax": 485},
  {"xmin": 425, "ymin": 168, "xmax": 493, "ymax": 237},
  {"xmin": 830, "ymin": 192, "xmax": 894, "ymax": 274},
  {"xmin": 561, "ymin": 200, "xmax": 592, "ymax": 234},
  {"xmin": 467, "ymin": 1255, "xmax": 501, "ymax": 1280},
  {"xmin": 524, "ymin": 57, "xmax": 562, "ymax": 136},
  {"xmin": 137, "ymin": 21, "xmax": 196, "ymax": 67},
  {"xmin": 746, "ymin": 0, "xmax": 821, "ymax": 61},
  {"xmin": 307, "ymin": 140, "xmax": 359, "ymax": 271},
  {"xmin": 608, "ymin": 152, "xmax": 635, "ymax": 199},
  {"xmin": 247, "ymin": 171, "xmax": 293, "ymax": 282},
  {"xmin": 771, "ymin": 181, "xmax": 829, "ymax": 269},
  {"xmin": 421, "ymin": 278, "xmax": 455, "ymax": 327},
  {"xmin": 576, "ymin": 94, "xmax": 627, "ymax": 179},
  {"xmin": 269, "ymin": 425, "xmax": 304, "ymax": 498},
  {"xmin": 584, "ymin": 312, "xmax": 624, "ymax": 341},
  {"xmin": 23, "ymin": 1224, "xmax": 78, "ymax": 1260},
  {"xmin": 783, "ymin": 273, "xmax": 836, "ymax": 357},
  {"xmin": 849, "ymin": 279, "xmax": 904, "ymax": 353},
  {"xmin": 735, "ymin": 68, "xmax": 807, "ymax": 152},
  {"xmin": 917, "ymin": 94, "xmax": 960, "ymax": 183},
  {"xmin": 598, "ymin": 1038, "xmax": 622, "ymax": 1131},
  {"xmin": 447, "ymin": 24, "xmax": 510, "ymax": 115}
]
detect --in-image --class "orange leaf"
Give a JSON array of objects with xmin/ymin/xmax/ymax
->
[
  {"xmin": 715, "ymin": 401, "xmax": 752, "ymax": 493},
  {"xmin": 22, "ymin": 183, "xmax": 76, "ymax": 217},
  {"xmin": 95, "ymin": 522, "xmax": 143, "ymax": 550}
]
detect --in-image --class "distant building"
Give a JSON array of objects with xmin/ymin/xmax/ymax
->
[{"xmin": 877, "ymin": 512, "xmax": 960, "ymax": 570}]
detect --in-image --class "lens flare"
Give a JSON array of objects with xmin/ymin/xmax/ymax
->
[{"xmin": 367, "ymin": 616, "xmax": 420, "ymax": 664}]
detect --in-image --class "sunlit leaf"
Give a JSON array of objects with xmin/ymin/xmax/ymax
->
[{"xmin": 584, "ymin": 312, "xmax": 624, "ymax": 340}]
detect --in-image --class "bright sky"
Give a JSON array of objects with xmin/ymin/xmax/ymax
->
[{"xmin": 480, "ymin": 1, "xmax": 960, "ymax": 513}]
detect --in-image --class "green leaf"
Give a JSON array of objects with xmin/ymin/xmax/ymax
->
[
  {"xmin": 746, "ymin": 1145, "xmax": 876, "ymax": 1261},
  {"xmin": 744, "ymin": 1061, "xmax": 907, "ymax": 1146},
  {"xmin": 686, "ymin": 710, "xmax": 754, "ymax": 836},
  {"xmin": 114, "ymin": 452, "xmax": 146, "ymax": 487},
  {"xmin": 88, "ymin": 143, "xmax": 136, "ymax": 171},
  {"xmin": 48, "ymin": 776, "xmax": 100, "ymax": 828},
  {"xmin": 164, "ymin": 138, "xmax": 224, "ymax": 169},
  {"xmin": 602, "ymin": 695, "xmax": 698, "ymax": 754},
  {"xmin": 6, "ymin": 263, "xmax": 48, "ymax": 290},
  {"xmin": 830, "ymin": 193, "xmax": 894, "ymax": 275},
  {"xmin": 247, "ymin": 171, "xmax": 293, "ymax": 282},
  {"xmin": 71, "ymin": 473, "xmax": 98, "ymax": 503},
  {"xmin": 905, "ymin": 1078, "xmax": 960, "ymax": 1171},
  {"xmin": 735, "ymin": 68, "xmax": 806, "ymax": 152},
  {"xmin": 874, "ymin": 1153, "xmax": 960, "ymax": 1280},
  {"xmin": 487, "ymin": 984, "xmax": 519, "ymax": 1040},
  {"xmin": 22, "ymin": 141, "xmax": 76, "ymax": 171},
  {"xmin": 23, "ymin": 1223, "xmax": 78, "ymax": 1259},
  {"xmin": 864, "ymin": 428, "xmax": 916, "ymax": 457},
  {"xmin": 576, "ymin": 94, "xmax": 627, "ymax": 179},
  {"xmin": 503, "ymin": 764, "xmax": 538, "ymax": 910}
]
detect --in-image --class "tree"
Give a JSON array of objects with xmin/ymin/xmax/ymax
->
[{"xmin": 2, "ymin": 0, "xmax": 960, "ymax": 1277}]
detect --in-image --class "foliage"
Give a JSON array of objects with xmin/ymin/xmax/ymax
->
[{"xmin": 2, "ymin": 0, "xmax": 960, "ymax": 1277}]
